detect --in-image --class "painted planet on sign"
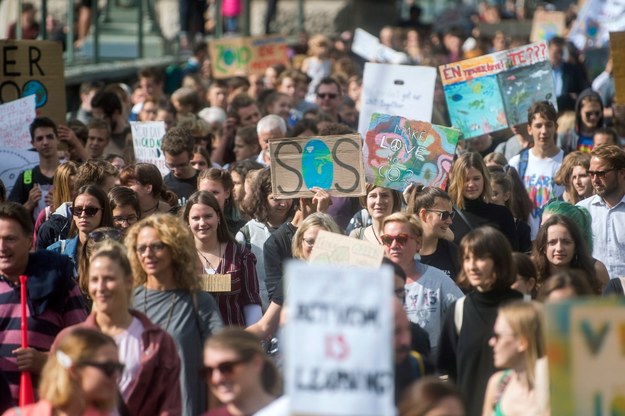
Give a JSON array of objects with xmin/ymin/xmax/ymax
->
[
  {"xmin": 302, "ymin": 139, "xmax": 333, "ymax": 190},
  {"xmin": 22, "ymin": 80, "xmax": 48, "ymax": 108}
]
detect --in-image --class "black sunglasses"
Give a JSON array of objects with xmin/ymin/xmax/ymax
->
[
  {"xmin": 89, "ymin": 229, "xmax": 124, "ymax": 242},
  {"xmin": 317, "ymin": 93, "xmax": 337, "ymax": 99},
  {"xmin": 78, "ymin": 360, "xmax": 125, "ymax": 377},
  {"xmin": 70, "ymin": 206, "xmax": 101, "ymax": 217},
  {"xmin": 587, "ymin": 168, "xmax": 617, "ymax": 179},
  {"xmin": 198, "ymin": 358, "xmax": 249, "ymax": 379},
  {"xmin": 425, "ymin": 209, "xmax": 455, "ymax": 221}
]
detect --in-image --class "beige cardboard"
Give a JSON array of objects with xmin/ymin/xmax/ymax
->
[
  {"xmin": 530, "ymin": 10, "xmax": 566, "ymax": 42},
  {"xmin": 209, "ymin": 35, "xmax": 289, "ymax": 79},
  {"xmin": 0, "ymin": 40, "xmax": 66, "ymax": 125},
  {"xmin": 268, "ymin": 134, "xmax": 366, "ymax": 199},
  {"xmin": 309, "ymin": 230, "xmax": 385, "ymax": 268},
  {"xmin": 611, "ymin": 32, "xmax": 625, "ymax": 104},
  {"xmin": 199, "ymin": 273, "xmax": 231, "ymax": 292}
]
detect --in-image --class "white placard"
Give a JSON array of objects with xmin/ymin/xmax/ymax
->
[
  {"xmin": 284, "ymin": 261, "xmax": 394, "ymax": 416},
  {"xmin": 352, "ymin": 28, "xmax": 409, "ymax": 65},
  {"xmin": 130, "ymin": 121, "xmax": 167, "ymax": 176},
  {"xmin": 358, "ymin": 63, "xmax": 436, "ymax": 139},
  {"xmin": 0, "ymin": 95, "xmax": 36, "ymax": 150},
  {"xmin": 0, "ymin": 148, "xmax": 39, "ymax": 195},
  {"xmin": 568, "ymin": 0, "xmax": 625, "ymax": 50}
]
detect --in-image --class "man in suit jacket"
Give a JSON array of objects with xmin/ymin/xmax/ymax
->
[{"xmin": 549, "ymin": 37, "xmax": 589, "ymax": 112}]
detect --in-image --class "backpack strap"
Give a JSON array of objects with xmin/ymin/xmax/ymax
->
[
  {"xmin": 454, "ymin": 296, "xmax": 465, "ymax": 335},
  {"xmin": 453, "ymin": 207, "xmax": 474, "ymax": 231},
  {"xmin": 517, "ymin": 148, "xmax": 530, "ymax": 179},
  {"xmin": 23, "ymin": 169, "xmax": 33, "ymax": 185}
]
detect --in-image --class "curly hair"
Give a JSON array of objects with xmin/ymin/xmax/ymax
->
[
  {"xmin": 124, "ymin": 214, "xmax": 199, "ymax": 291},
  {"xmin": 248, "ymin": 168, "xmax": 294, "ymax": 224},
  {"xmin": 532, "ymin": 215, "xmax": 600, "ymax": 294}
]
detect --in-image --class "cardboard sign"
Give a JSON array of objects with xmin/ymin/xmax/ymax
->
[
  {"xmin": 363, "ymin": 113, "xmax": 460, "ymax": 191},
  {"xmin": 268, "ymin": 134, "xmax": 366, "ymax": 199},
  {"xmin": 0, "ymin": 147, "xmax": 39, "ymax": 195},
  {"xmin": 352, "ymin": 28, "xmax": 409, "ymax": 64},
  {"xmin": 530, "ymin": 10, "xmax": 566, "ymax": 42},
  {"xmin": 199, "ymin": 273, "xmax": 232, "ymax": 292},
  {"xmin": 309, "ymin": 230, "xmax": 385, "ymax": 267},
  {"xmin": 358, "ymin": 63, "xmax": 436, "ymax": 139},
  {"xmin": 130, "ymin": 121, "xmax": 167, "ymax": 176},
  {"xmin": 209, "ymin": 35, "xmax": 289, "ymax": 79},
  {"xmin": 439, "ymin": 41, "xmax": 556, "ymax": 139},
  {"xmin": 610, "ymin": 32, "xmax": 625, "ymax": 104},
  {"xmin": 545, "ymin": 297, "xmax": 625, "ymax": 415},
  {"xmin": 284, "ymin": 261, "xmax": 394, "ymax": 416},
  {"xmin": 0, "ymin": 40, "xmax": 66, "ymax": 125},
  {"xmin": 0, "ymin": 95, "xmax": 36, "ymax": 150},
  {"xmin": 569, "ymin": 0, "xmax": 625, "ymax": 50}
]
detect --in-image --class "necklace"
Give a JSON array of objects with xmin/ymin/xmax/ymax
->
[
  {"xmin": 370, "ymin": 225, "xmax": 382, "ymax": 244},
  {"xmin": 143, "ymin": 287, "xmax": 178, "ymax": 330},
  {"xmin": 142, "ymin": 201, "xmax": 159, "ymax": 215},
  {"xmin": 197, "ymin": 243, "xmax": 223, "ymax": 273}
]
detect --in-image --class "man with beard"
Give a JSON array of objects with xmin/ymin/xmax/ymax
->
[{"xmin": 577, "ymin": 144, "xmax": 625, "ymax": 279}]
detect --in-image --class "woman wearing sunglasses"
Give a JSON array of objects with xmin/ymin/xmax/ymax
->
[
  {"xmin": 202, "ymin": 328, "xmax": 280, "ymax": 416},
  {"xmin": 382, "ymin": 212, "xmax": 463, "ymax": 358},
  {"xmin": 483, "ymin": 301, "xmax": 548, "ymax": 416},
  {"xmin": 349, "ymin": 184, "xmax": 403, "ymax": 245},
  {"xmin": 47, "ymin": 185, "xmax": 113, "ymax": 276},
  {"xmin": 183, "ymin": 191, "xmax": 262, "ymax": 327},
  {"xmin": 406, "ymin": 186, "xmax": 460, "ymax": 281},
  {"xmin": 437, "ymin": 227, "xmax": 523, "ymax": 416},
  {"xmin": 53, "ymin": 241, "xmax": 183, "ymax": 415},
  {"xmin": 6, "ymin": 328, "xmax": 123, "ymax": 416},
  {"xmin": 126, "ymin": 214, "xmax": 223, "ymax": 416}
]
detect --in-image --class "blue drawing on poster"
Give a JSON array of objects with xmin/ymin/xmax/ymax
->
[{"xmin": 302, "ymin": 139, "xmax": 333, "ymax": 189}]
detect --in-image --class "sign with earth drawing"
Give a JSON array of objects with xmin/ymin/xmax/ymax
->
[
  {"xmin": 0, "ymin": 40, "xmax": 66, "ymax": 125},
  {"xmin": 268, "ymin": 134, "xmax": 366, "ymax": 199},
  {"xmin": 439, "ymin": 41, "xmax": 556, "ymax": 139},
  {"xmin": 363, "ymin": 113, "xmax": 460, "ymax": 192},
  {"xmin": 209, "ymin": 35, "xmax": 289, "ymax": 79}
]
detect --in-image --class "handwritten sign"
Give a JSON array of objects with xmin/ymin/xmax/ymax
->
[
  {"xmin": 284, "ymin": 261, "xmax": 394, "ymax": 416},
  {"xmin": 530, "ymin": 10, "xmax": 566, "ymax": 42},
  {"xmin": 545, "ymin": 297, "xmax": 625, "ymax": 415},
  {"xmin": 199, "ymin": 273, "xmax": 232, "ymax": 292},
  {"xmin": 358, "ymin": 63, "xmax": 436, "ymax": 139},
  {"xmin": 130, "ymin": 121, "xmax": 167, "ymax": 176},
  {"xmin": 0, "ymin": 40, "xmax": 66, "ymax": 125},
  {"xmin": 268, "ymin": 134, "xmax": 366, "ymax": 199},
  {"xmin": 363, "ymin": 113, "xmax": 460, "ymax": 191},
  {"xmin": 610, "ymin": 32, "xmax": 625, "ymax": 104},
  {"xmin": 310, "ymin": 230, "xmax": 385, "ymax": 267},
  {"xmin": 209, "ymin": 35, "xmax": 289, "ymax": 79},
  {"xmin": 352, "ymin": 28, "xmax": 409, "ymax": 64},
  {"xmin": 0, "ymin": 95, "xmax": 36, "ymax": 150},
  {"xmin": 439, "ymin": 41, "xmax": 556, "ymax": 139},
  {"xmin": 0, "ymin": 148, "xmax": 38, "ymax": 195}
]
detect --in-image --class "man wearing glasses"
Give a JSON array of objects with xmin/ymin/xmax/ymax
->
[
  {"xmin": 0, "ymin": 202, "xmax": 87, "ymax": 405},
  {"xmin": 577, "ymin": 145, "xmax": 625, "ymax": 280},
  {"xmin": 161, "ymin": 126, "xmax": 199, "ymax": 206},
  {"xmin": 315, "ymin": 77, "xmax": 343, "ymax": 123}
]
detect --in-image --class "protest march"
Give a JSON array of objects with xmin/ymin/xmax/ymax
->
[{"xmin": 2, "ymin": 1, "xmax": 625, "ymax": 414}]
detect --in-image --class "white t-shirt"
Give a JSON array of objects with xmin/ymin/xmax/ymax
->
[
  {"xmin": 509, "ymin": 149, "xmax": 564, "ymax": 239},
  {"xmin": 114, "ymin": 317, "xmax": 144, "ymax": 399}
]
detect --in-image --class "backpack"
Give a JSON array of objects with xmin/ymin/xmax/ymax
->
[{"xmin": 517, "ymin": 148, "xmax": 530, "ymax": 180}]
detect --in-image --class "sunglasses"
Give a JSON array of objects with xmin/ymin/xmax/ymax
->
[
  {"xmin": 78, "ymin": 360, "xmax": 125, "ymax": 378},
  {"xmin": 198, "ymin": 358, "xmax": 248, "ymax": 379},
  {"xmin": 135, "ymin": 242, "xmax": 167, "ymax": 255},
  {"xmin": 317, "ymin": 93, "xmax": 337, "ymax": 99},
  {"xmin": 426, "ymin": 209, "xmax": 455, "ymax": 221},
  {"xmin": 587, "ymin": 168, "xmax": 617, "ymax": 179},
  {"xmin": 89, "ymin": 229, "xmax": 124, "ymax": 243},
  {"xmin": 70, "ymin": 206, "xmax": 101, "ymax": 217},
  {"xmin": 584, "ymin": 111, "xmax": 601, "ymax": 118},
  {"xmin": 380, "ymin": 233, "xmax": 414, "ymax": 247}
]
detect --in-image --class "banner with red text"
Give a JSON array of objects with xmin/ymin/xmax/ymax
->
[{"xmin": 439, "ymin": 41, "xmax": 556, "ymax": 139}]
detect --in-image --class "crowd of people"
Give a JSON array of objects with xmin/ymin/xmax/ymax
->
[{"xmin": 1, "ymin": 3, "xmax": 625, "ymax": 415}]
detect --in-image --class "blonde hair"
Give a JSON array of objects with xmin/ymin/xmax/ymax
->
[
  {"xmin": 88, "ymin": 240, "xmax": 134, "ymax": 305},
  {"xmin": 553, "ymin": 151, "xmax": 590, "ymax": 204},
  {"xmin": 497, "ymin": 301, "xmax": 545, "ymax": 388},
  {"xmin": 382, "ymin": 212, "xmax": 423, "ymax": 239},
  {"xmin": 52, "ymin": 161, "xmax": 78, "ymax": 210},
  {"xmin": 291, "ymin": 213, "xmax": 342, "ymax": 259},
  {"xmin": 124, "ymin": 214, "xmax": 199, "ymax": 291},
  {"xmin": 449, "ymin": 152, "xmax": 492, "ymax": 209},
  {"xmin": 41, "ymin": 328, "xmax": 118, "ymax": 411}
]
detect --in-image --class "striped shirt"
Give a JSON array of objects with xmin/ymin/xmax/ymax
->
[{"xmin": 0, "ymin": 251, "xmax": 88, "ymax": 404}]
